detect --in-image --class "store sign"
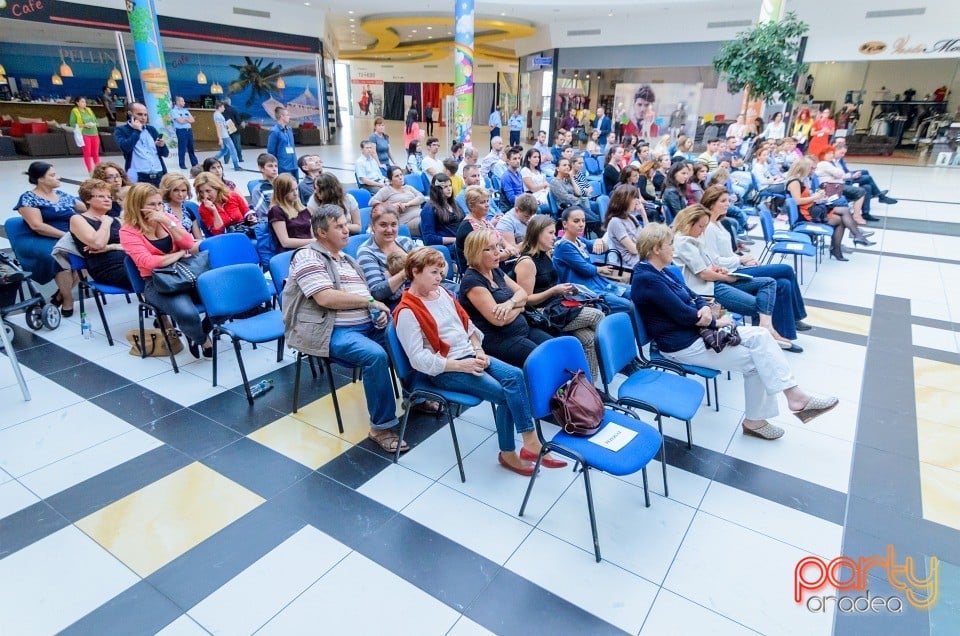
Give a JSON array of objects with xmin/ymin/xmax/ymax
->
[
  {"xmin": 858, "ymin": 35, "xmax": 960, "ymax": 57},
  {"xmin": 533, "ymin": 56, "xmax": 552, "ymax": 66},
  {"xmin": 858, "ymin": 41, "xmax": 887, "ymax": 55}
]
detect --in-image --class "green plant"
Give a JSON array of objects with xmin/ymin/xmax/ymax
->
[{"xmin": 713, "ymin": 12, "xmax": 809, "ymax": 104}]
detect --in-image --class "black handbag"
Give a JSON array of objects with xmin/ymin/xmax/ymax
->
[
  {"xmin": 523, "ymin": 297, "xmax": 583, "ymax": 335},
  {"xmin": 699, "ymin": 323, "xmax": 741, "ymax": 353},
  {"xmin": 151, "ymin": 251, "xmax": 211, "ymax": 294}
]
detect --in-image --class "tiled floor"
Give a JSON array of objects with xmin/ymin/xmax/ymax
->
[{"xmin": 1, "ymin": 119, "xmax": 959, "ymax": 635}]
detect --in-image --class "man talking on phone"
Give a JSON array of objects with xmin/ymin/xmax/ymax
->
[{"xmin": 114, "ymin": 101, "xmax": 168, "ymax": 186}]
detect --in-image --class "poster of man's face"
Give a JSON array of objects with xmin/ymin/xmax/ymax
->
[
  {"xmin": 632, "ymin": 85, "xmax": 656, "ymax": 125},
  {"xmin": 614, "ymin": 83, "xmax": 703, "ymax": 140}
]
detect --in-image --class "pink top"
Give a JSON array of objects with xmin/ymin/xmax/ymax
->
[{"xmin": 120, "ymin": 214, "xmax": 196, "ymax": 277}]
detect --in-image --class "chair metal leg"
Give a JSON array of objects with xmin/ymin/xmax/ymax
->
[
  {"xmin": 703, "ymin": 377, "xmax": 711, "ymax": 407},
  {"xmin": 324, "ymin": 358, "xmax": 345, "ymax": 433},
  {"xmin": 93, "ymin": 289, "xmax": 113, "ymax": 346},
  {"xmin": 211, "ymin": 331, "xmax": 219, "ymax": 387},
  {"xmin": 654, "ymin": 415, "xmax": 669, "ymax": 498},
  {"xmin": 156, "ymin": 313, "xmax": 179, "ymax": 373},
  {"xmin": 293, "ymin": 352, "xmax": 303, "ymax": 413},
  {"xmin": 234, "ymin": 339, "xmax": 254, "ymax": 405},
  {"xmin": 448, "ymin": 408, "xmax": 465, "ymax": 483},
  {"xmin": 713, "ymin": 377, "xmax": 719, "ymax": 411},
  {"xmin": 685, "ymin": 419, "xmax": 693, "ymax": 449},
  {"xmin": 518, "ymin": 444, "xmax": 545, "ymax": 518},
  {"xmin": 307, "ymin": 354, "xmax": 318, "ymax": 379},
  {"xmin": 641, "ymin": 466, "xmax": 651, "ymax": 507},
  {"xmin": 394, "ymin": 407, "xmax": 411, "ymax": 464},
  {"xmin": 276, "ymin": 336, "xmax": 284, "ymax": 363},
  {"xmin": 138, "ymin": 308, "xmax": 147, "ymax": 359},
  {"xmin": 78, "ymin": 281, "xmax": 87, "ymax": 336},
  {"xmin": 582, "ymin": 466, "xmax": 602, "ymax": 563}
]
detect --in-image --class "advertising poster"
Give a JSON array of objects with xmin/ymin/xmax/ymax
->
[
  {"xmin": 351, "ymin": 79, "xmax": 384, "ymax": 118},
  {"xmin": 613, "ymin": 82, "xmax": 703, "ymax": 142}
]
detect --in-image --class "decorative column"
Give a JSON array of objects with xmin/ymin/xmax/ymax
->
[
  {"xmin": 125, "ymin": 0, "xmax": 174, "ymax": 137},
  {"xmin": 453, "ymin": 0, "xmax": 474, "ymax": 144}
]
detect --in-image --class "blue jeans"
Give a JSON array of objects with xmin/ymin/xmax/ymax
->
[
  {"xmin": 214, "ymin": 136, "xmax": 241, "ymax": 169},
  {"xmin": 329, "ymin": 323, "xmax": 398, "ymax": 430},
  {"xmin": 230, "ymin": 131, "xmax": 244, "ymax": 163},
  {"xmin": 727, "ymin": 205, "xmax": 749, "ymax": 230},
  {"xmin": 599, "ymin": 281, "xmax": 632, "ymax": 314},
  {"xmin": 509, "ymin": 130, "xmax": 520, "ymax": 146},
  {"xmin": 175, "ymin": 128, "xmax": 198, "ymax": 169},
  {"xmin": 739, "ymin": 263, "xmax": 806, "ymax": 338},
  {"xmin": 427, "ymin": 356, "xmax": 534, "ymax": 452},
  {"xmin": 714, "ymin": 276, "xmax": 776, "ymax": 320}
]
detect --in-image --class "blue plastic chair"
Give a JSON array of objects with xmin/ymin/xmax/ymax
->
[
  {"xmin": 385, "ymin": 323, "xmax": 484, "ymax": 481},
  {"xmin": 246, "ymin": 179, "xmax": 267, "ymax": 197},
  {"xmin": 785, "ymin": 198, "xmax": 831, "ymax": 265},
  {"xmin": 358, "ymin": 207, "xmax": 372, "ymax": 233},
  {"xmin": 67, "ymin": 253, "xmax": 133, "ymax": 346},
  {"xmin": 344, "ymin": 234, "xmax": 370, "ymax": 260},
  {"xmin": 521, "ymin": 337, "xmax": 664, "ymax": 563},
  {"xmin": 584, "ymin": 155, "xmax": 602, "ymax": 175},
  {"xmin": 405, "ymin": 173, "xmax": 427, "ymax": 195},
  {"xmin": 197, "ymin": 264, "xmax": 285, "ymax": 404},
  {"xmin": 199, "ymin": 233, "xmax": 259, "ymax": 269},
  {"xmin": 596, "ymin": 312, "xmax": 705, "ymax": 483},
  {"xmin": 420, "ymin": 172, "xmax": 432, "ymax": 196},
  {"xmin": 758, "ymin": 208, "xmax": 816, "ymax": 283},
  {"xmin": 122, "ymin": 255, "xmax": 187, "ymax": 372},
  {"xmin": 268, "ymin": 250, "xmax": 294, "ymax": 305},
  {"xmin": 546, "ymin": 192, "xmax": 560, "ymax": 217},
  {"xmin": 347, "ymin": 188, "xmax": 372, "ymax": 209}
]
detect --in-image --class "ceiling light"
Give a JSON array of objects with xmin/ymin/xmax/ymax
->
[
  {"xmin": 303, "ymin": 2, "xmax": 310, "ymax": 5},
  {"xmin": 412, "ymin": 29, "xmax": 417, "ymax": 33},
  {"xmin": 210, "ymin": 82, "xmax": 223, "ymax": 95},
  {"xmin": 110, "ymin": 67, "xmax": 122, "ymax": 81},
  {"xmin": 0, "ymin": 64, "xmax": 6, "ymax": 75},
  {"xmin": 428, "ymin": 36, "xmax": 433, "ymax": 39},
  {"xmin": 196, "ymin": 70, "xmax": 207, "ymax": 84},
  {"xmin": 51, "ymin": 73, "xmax": 63, "ymax": 85},
  {"xmin": 427, "ymin": 26, "xmax": 432, "ymax": 29},
  {"xmin": 277, "ymin": 77, "xmax": 286, "ymax": 89},
  {"xmin": 106, "ymin": 77, "xmax": 118, "ymax": 89},
  {"xmin": 348, "ymin": 10, "xmax": 354, "ymax": 13},
  {"xmin": 349, "ymin": 18, "xmax": 355, "ymax": 21}
]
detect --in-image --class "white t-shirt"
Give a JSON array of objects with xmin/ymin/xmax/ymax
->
[{"xmin": 422, "ymin": 155, "xmax": 444, "ymax": 177}]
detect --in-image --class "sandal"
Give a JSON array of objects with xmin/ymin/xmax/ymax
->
[
  {"xmin": 792, "ymin": 396, "xmax": 839, "ymax": 423},
  {"xmin": 742, "ymin": 422, "xmax": 784, "ymax": 440},
  {"xmin": 368, "ymin": 430, "xmax": 410, "ymax": 454},
  {"xmin": 413, "ymin": 399, "xmax": 444, "ymax": 415}
]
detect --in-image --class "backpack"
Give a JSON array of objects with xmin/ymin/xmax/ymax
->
[
  {"xmin": 549, "ymin": 369, "xmax": 604, "ymax": 436},
  {"xmin": 253, "ymin": 221, "xmax": 277, "ymax": 271}
]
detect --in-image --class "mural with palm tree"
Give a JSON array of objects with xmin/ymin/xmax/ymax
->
[{"xmin": 228, "ymin": 57, "xmax": 283, "ymax": 106}]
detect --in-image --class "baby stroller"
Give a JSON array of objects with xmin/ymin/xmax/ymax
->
[{"xmin": 1, "ymin": 249, "xmax": 61, "ymax": 346}]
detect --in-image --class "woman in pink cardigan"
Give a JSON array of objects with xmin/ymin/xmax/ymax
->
[{"xmin": 119, "ymin": 183, "xmax": 211, "ymax": 358}]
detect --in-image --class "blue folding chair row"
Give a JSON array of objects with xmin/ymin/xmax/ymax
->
[
  {"xmin": 67, "ymin": 253, "xmax": 133, "ymax": 346},
  {"xmin": 758, "ymin": 208, "xmax": 817, "ymax": 284}
]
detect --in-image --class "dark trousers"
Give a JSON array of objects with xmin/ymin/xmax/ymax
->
[
  {"xmin": 425, "ymin": 117, "xmax": 434, "ymax": 135},
  {"xmin": 230, "ymin": 131, "xmax": 244, "ymax": 162},
  {"xmin": 175, "ymin": 128, "xmax": 198, "ymax": 169},
  {"xmin": 143, "ymin": 278, "xmax": 207, "ymax": 344},
  {"xmin": 482, "ymin": 328, "xmax": 551, "ymax": 369},
  {"xmin": 509, "ymin": 130, "xmax": 521, "ymax": 146}
]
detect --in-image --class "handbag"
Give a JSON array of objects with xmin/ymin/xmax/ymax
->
[
  {"xmin": 699, "ymin": 323, "xmax": 741, "ymax": 353},
  {"xmin": 550, "ymin": 369, "xmax": 605, "ymax": 436},
  {"xmin": 125, "ymin": 328, "xmax": 184, "ymax": 357},
  {"xmin": 523, "ymin": 297, "xmax": 583, "ymax": 335},
  {"xmin": 151, "ymin": 251, "xmax": 211, "ymax": 294},
  {"xmin": 822, "ymin": 182, "xmax": 844, "ymax": 198},
  {"xmin": 225, "ymin": 119, "xmax": 238, "ymax": 135},
  {"xmin": 73, "ymin": 126, "xmax": 85, "ymax": 147}
]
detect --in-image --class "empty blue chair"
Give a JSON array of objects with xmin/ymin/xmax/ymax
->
[
  {"xmin": 247, "ymin": 178, "xmax": 267, "ymax": 197},
  {"xmin": 348, "ymin": 188, "xmax": 372, "ymax": 208},
  {"xmin": 584, "ymin": 155, "xmax": 602, "ymax": 175},
  {"xmin": 199, "ymin": 233, "xmax": 259, "ymax": 269},
  {"xmin": 398, "ymin": 224, "xmax": 411, "ymax": 237},
  {"xmin": 596, "ymin": 312, "xmax": 705, "ymax": 487},
  {"xmin": 405, "ymin": 173, "xmax": 427, "ymax": 195},
  {"xmin": 522, "ymin": 337, "xmax": 664, "ymax": 563},
  {"xmin": 758, "ymin": 208, "xmax": 816, "ymax": 283},
  {"xmin": 67, "ymin": 253, "xmax": 132, "ymax": 346},
  {"xmin": 122, "ymin": 255, "xmax": 187, "ymax": 372},
  {"xmin": 546, "ymin": 192, "xmax": 560, "ymax": 217},
  {"xmin": 268, "ymin": 250, "xmax": 294, "ymax": 305},
  {"xmin": 385, "ymin": 324, "xmax": 484, "ymax": 481},
  {"xmin": 197, "ymin": 264, "xmax": 285, "ymax": 404}
]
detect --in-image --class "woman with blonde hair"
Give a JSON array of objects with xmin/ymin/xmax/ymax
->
[
  {"xmin": 193, "ymin": 172, "xmax": 254, "ymax": 236},
  {"xmin": 159, "ymin": 173, "xmax": 202, "ymax": 240},
  {"xmin": 268, "ymin": 173, "xmax": 314, "ymax": 252},
  {"xmin": 120, "ymin": 183, "xmax": 211, "ymax": 358}
]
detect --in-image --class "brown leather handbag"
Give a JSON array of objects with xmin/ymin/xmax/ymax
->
[{"xmin": 550, "ymin": 369, "xmax": 605, "ymax": 436}]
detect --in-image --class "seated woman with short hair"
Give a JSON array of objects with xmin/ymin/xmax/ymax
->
[
  {"xmin": 70, "ymin": 178, "xmax": 129, "ymax": 289},
  {"xmin": 631, "ymin": 223, "xmax": 838, "ymax": 440},
  {"xmin": 159, "ymin": 173, "xmax": 203, "ymax": 241},
  {"xmin": 395, "ymin": 246, "xmax": 567, "ymax": 476}
]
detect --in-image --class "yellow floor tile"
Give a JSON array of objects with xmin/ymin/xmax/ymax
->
[
  {"xmin": 914, "ymin": 357, "xmax": 960, "ymax": 392},
  {"xmin": 920, "ymin": 462, "xmax": 960, "ymax": 531},
  {"xmin": 914, "ymin": 386, "xmax": 960, "ymax": 428},
  {"xmin": 804, "ymin": 306, "xmax": 872, "ymax": 336},
  {"xmin": 249, "ymin": 416, "xmax": 353, "ymax": 469},
  {"xmin": 75, "ymin": 463, "xmax": 264, "ymax": 577},
  {"xmin": 918, "ymin": 418, "xmax": 960, "ymax": 472},
  {"xmin": 289, "ymin": 380, "xmax": 402, "ymax": 444}
]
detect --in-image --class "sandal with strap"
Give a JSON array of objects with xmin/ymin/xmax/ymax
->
[
  {"xmin": 792, "ymin": 396, "xmax": 839, "ymax": 423},
  {"xmin": 742, "ymin": 422, "xmax": 785, "ymax": 440},
  {"xmin": 368, "ymin": 430, "xmax": 410, "ymax": 454}
]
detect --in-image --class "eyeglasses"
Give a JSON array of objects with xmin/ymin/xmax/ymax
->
[{"xmin": 91, "ymin": 194, "xmax": 113, "ymax": 200}]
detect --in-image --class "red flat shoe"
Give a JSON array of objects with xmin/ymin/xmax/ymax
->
[
  {"xmin": 520, "ymin": 447, "xmax": 568, "ymax": 469},
  {"xmin": 498, "ymin": 453, "xmax": 535, "ymax": 476}
]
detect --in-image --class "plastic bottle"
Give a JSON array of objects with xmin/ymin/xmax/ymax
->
[
  {"xmin": 249, "ymin": 379, "xmax": 274, "ymax": 399},
  {"xmin": 368, "ymin": 297, "xmax": 384, "ymax": 328},
  {"xmin": 80, "ymin": 312, "xmax": 92, "ymax": 340}
]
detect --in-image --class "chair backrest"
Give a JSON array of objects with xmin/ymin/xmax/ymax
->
[
  {"xmin": 758, "ymin": 208, "xmax": 776, "ymax": 242},
  {"xmin": 584, "ymin": 155, "xmax": 602, "ymax": 175},
  {"xmin": 596, "ymin": 194, "xmax": 610, "ymax": 219},
  {"xmin": 199, "ymin": 233, "xmax": 259, "ymax": 269},
  {"xmin": 547, "ymin": 192, "xmax": 559, "ymax": 217},
  {"xmin": 3, "ymin": 217, "xmax": 33, "ymax": 261},
  {"xmin": 197, "ymin": 263, "xmax": 272, "ymax": 319},
  {"xmin": 631, "ymin": 306, "xmax": 653, "ymax": 348},
  {"xmin": 664, "ymin": 264, "xmax": 685, "ymax": 287},
  {"xmin": 398, "ymin": 225, "xmax": 411, "ymax": 237},
  {"xmin": 810, "ymin": 174, "xmax": 820, "ymax": 191},
  {"xmin": 247, "ymin": 179, "xmax": 267, "ymax": 197},
  {"xmin": 122, "ymin": 255, "xmax": 146, "ymax": 294},
  {"xmin": 66, "ymin": 253, "xmax": 87, "ymax": 271},
  {"xmin": 359, "ymin": 206, "xmax": 372, "ymax": 233},
  {"xmin": 268, "ymin": 250, "xmax": 294, "ymax": 302},
  {"xmin": 595, "ymin": 312, "xmax": 639, "ymax": 387},
  {"xmin": 524, "ymin": 337, "xmax": 592, "ymax": 419},
  {"xmin": 347, "ymin": 188, "xmax": 372, "ymax": 208},
  {"xmin": 784, "ymin": 197, "xmax": 800, "ymax": 227},
  {"xmin": 405, "ymin": 173, "xmax": 426, "ymax": 195},
  {"xmin": 420, "ymin": 172, "xmax": 432, "ymax": 196},
  {"xmin": 344, "ymin": 233, "xmax": 370, "ymax": 259},
  {"xmin": 385, "ymin": 323, "xmax": 414, "ymax": 382}
]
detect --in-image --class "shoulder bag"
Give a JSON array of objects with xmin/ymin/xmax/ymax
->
[
  {"xmin": 151, "ymin": 251, "xmax": 211, "ymax": 294},
  {"xmin": 125, "ymin": 328, "xmax": 184, "ymax": 357},
  {"xmin": 550, "ymin": 369, "xmax": 605, "ymax": 436},
  {"xmin": 699, "ymin": 323, "xmax": 741, "ymax": 353}
]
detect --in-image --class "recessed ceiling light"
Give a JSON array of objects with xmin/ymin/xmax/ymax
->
[
  {"xmin": 303, "ymin": 2, "xmax": 309, "ymax": 5},
  {"xmin": 427, "ymin": 26, "xmax": 432, "ymax": 30},
  {"xmin": 500, "ymin": 12, "xmax": 505, "ymax": 16},
  {"xmin": 412, "ymin": 29, "xmax": 417, "ymax": 33},
  {"xmin": 348, "ymin": 10, "xmax": 354, "ymax": 13},
  {"xmin": 428, "ymin": 36, "xmax": 433, "ymax": 39},
  {"xmin": 349, "ymin": 18, "xmax": 355, "ymax": 21}
]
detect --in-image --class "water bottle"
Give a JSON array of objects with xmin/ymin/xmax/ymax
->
[
  {"xmin": 249, "ymin": 379, "xmax": 274, "ymax": 399},
  {"xmin": 368, "ymin": 297, "xmax": 384, "ymax": 328},
  {"xmin": 80, "ymin": 312, "xmax": 92, "ymax": 340}
]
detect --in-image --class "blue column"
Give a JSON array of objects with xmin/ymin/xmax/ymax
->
[
  {"xmin": 453, "ymin": 0, "xmax": 475, "ymax": 145},
  {"xmin": 125, "ymin": 0, "xmax": 174, "ymax": 140}
]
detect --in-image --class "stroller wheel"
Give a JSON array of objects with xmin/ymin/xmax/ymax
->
[
  {"xmin": 26, "ymin": 305, "xmax": 44, "ymax": 330},
  {"xmin": 42, "ymin": 304, "xmax": 61, "ymax": 330}
]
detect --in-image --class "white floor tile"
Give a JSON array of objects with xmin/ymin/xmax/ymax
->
[
  {"xmin": 912, "ymin": 324, "xmax": 959, "ymax": 353},
  {"xmin": 445, "ymin": 616, "xmax": 494, "ymax": 636},
  {"xmin": 257, "ymin": 552, "xmax": 459, "ymax": 635},
  {"xmin": 0, "ymin": 354, "xmax": 40, "ymax": 390},
  {"xmin": 398, "ymin": 418, "xmax": 493, "ymax": 481},
  {"xmin": 641, "ymin": 589, "xmax": 759, "ymax": 636},
  {"xmin": 0, "ymin": 402, "xmax": 136, "ymax": 477},
  {"xmin": 94, "ymin": 347, "xmax": 173, "ymax": 382},
  {"xmin": 356, "ymin": 463, "xmax": 434, "ymax": 512},
  {"xmin": 0, "ymin": 377, "xmax": 86, "ymax": 431},
  {"xmin": 0, "ymin": 526, "xmax": 139, "ymax": 636},
  {"xmin": 402, "ymin": 483, "xmax": 534, "ymax": 564},
  {"xmin": 660, "ymin": 404, "xmax": 742, "ymax": 454},
  {"xmin": 0, "ymin": 479, "xmax": 40, "ymax": 519},
  {"xmin": 616, "ymin": 461, "xmax": 712, "ymax": 509},
  {"xmin": 136, "ymin": 369, "xmax": 231, "ymax": 407},
  {"xmin": 537, "ymin": 471, "xmax": 695, "ymax": 582},
  {"xmin": 188, "ymin": 526, "xmax": 350, "ymax": 635},
  {"xmin": 663, "ymin": 513, "xmax": 834, "ymax": 636},
  {"xmin": 506, "ymin": 529, "xmax": 659, "ymax": 634},
  {"xmin": 155, "ymin": 615, "xmax": 211, "ymax": 636}
]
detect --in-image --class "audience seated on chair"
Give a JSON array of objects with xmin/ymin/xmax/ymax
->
[
  {"xmin": 631, "ymin": 223, "xmax": 838, "ymax": 441},
  {"xmin": 357, "ymin": 203, "xmax": 416, "ymax": 310},
  {"xmin": 91, "ymin": 161, "xmax": 132, "ymax": 218},
  {"xmin": 420, "ymin": 173, "xmax": 464, "ymax": 248},
  {"xmin": 281, "ymin": 204, "xmax": 402, "ymax": 453},
  {"xmin": 394, "ymin": 246, "xmax": 565, "ymax": 476},
  {"xmin": 355, "ymin": 140, "xmax": 387, "ymax": 195},
  {"xmin": 370, "ymin": 166, "xmax": 426, "ymax": 237},
  {"xmin": 455, "ymin": 186, "xmax": 518, "ymax": 270},
  {"xmin": 70, "ymin": 179, "xmax": 129, "ymax": 289},
  {"xmin": 201, "ymin": 158, "xmax": 238, "ymax": 193},
  {"xmin": 193, "ymin": 172, "xmax": 255, "ymax": 236},
  {"xmin": 552, "ymin": 207, "xmax": 632, "ymax": 313},
  {"xmin": 268, "ymin": 173, "xmax": 314, "ymax": 253},
  {"xmin": 249, "ymin": 153, "xmax": 279, "ymax": 222},
  {"xmin": 308, "ymin": 173, "xmax": 362, "ymax": 235},
  {"xmin": 495, "ymin": 193, "xmax": 538, "ymax": 247},
  {"xmin": 602, "ymin": 185, "xmax": 645, "ymax": 270},
  {"xmin": 159, "ymin": 173, "xmax": 203, "ymax": 241}
]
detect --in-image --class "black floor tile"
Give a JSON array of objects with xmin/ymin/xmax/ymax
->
[
  {"xmin": 141, "ymin": 409, "xmax": 242, "ymax": 460},
  {"xmin": 0, "ymin": 500, "xmax": 70, "ymax": 558},
  {"xmin": 60, "ymin": 580, "xmax": 183, "ymax": 636},
  {"xmin": 831, "ymin": 564, "xmax": 932, "ymax": 636},
  {"xmin": 45, "ymin": 445, "xmax": 192, "ymax": 522},
  {"xmin": 465, "ymin": 567, "xmax": 628, "ymax": 636},
  {"xmin": 854, "ymin": 404, "xmax": 921, "ymax": 458},
  {"xmin": 844, "ymin": 495, "xmax": 960, "ymax": 568},
  {"xmin": 89, "ymin": 384, "xmax": 183, "ymax": 427},
  {"xmin": 12, "ymin": 341, "xmax": 86, "ymax": 375},
  {"xmin": 201, "ymin": 437, "xmax": 312, "ymax": 500},
  {"xmin": 147, "ymin": 500, "xmax": 304, "ymax": 611},
  {"xmin": 848, "ymin": 444, "xmax": 923, "ymax": 517},
  {"xmin": 6, "ymin": 323, "xmax": 50, "ymax": 352},
  {"xmin": 317, "ymin": 445, "xmax": 392, "ymax": 489},
  {"xmin": 46, "ymin": 362, "xmax": 131, "ymax": 399},
  {"xmin": 189, "ymin": 389, "xmax": 286, "ymax": 436},
  {"xmin": 232, "ymin": 360, "xmax": 357, "ymax": 415}
]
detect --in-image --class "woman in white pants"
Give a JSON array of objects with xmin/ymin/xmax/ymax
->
[{"xmin": 630, "ymin": 223, "xmax": 838, "ymax": 439}]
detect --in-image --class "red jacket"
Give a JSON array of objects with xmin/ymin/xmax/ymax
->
[
  {"xmin": 120, "ymin": 215, "xmax": 196, "ymax": 277},
  {"xmin": 198, "ymin": 191, "xmax": 249, "ymax": 235}
]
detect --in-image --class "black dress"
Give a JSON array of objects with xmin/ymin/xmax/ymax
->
[{"xmin": 71, "ymin": 216, "xmax": 130, "ymax": 289}]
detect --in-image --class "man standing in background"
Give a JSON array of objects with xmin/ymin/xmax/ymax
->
[
  {"xmin": 507, "ymin": 109, "xmax": 523, "ymax": 146},
  {"xmin": 424, "ymin": 102, "xmax": 435, "ymax": 136},
  {"xmin": 170, "ymin": 96, "xmax": 198, "ymax": 170},
  {"xmin": 268, "ymin": 107, "xmax": 298, "ymax": 180},
  {"xmin": 222, "ymin": 97, "xmax": 244, "ymax": 164},
  {"xmin": 488, "ymin": 107, "xmax": 502, "ymax": 147}
]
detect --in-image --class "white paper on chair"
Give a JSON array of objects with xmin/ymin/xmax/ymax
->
[
  {"xmin": 785, "ymin": 242, "xmax": 806, "ymax": 250},
  {"xmin": 587, "ymin": 423, "xmax": 637, "ymax": 452}
]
